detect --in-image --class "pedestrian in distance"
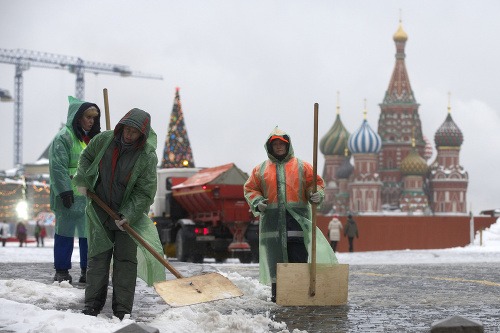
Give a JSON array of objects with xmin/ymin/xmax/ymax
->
[
  {"xmin": 327, "ymin": 214, "xmax": 343, "ymax": 253},
  {"xmin": 15, "ymin": 221, "xmax": 27, "ymax": 247},
  {"xmin": 0, "ymin": 220, "xmax": 11, "ymax": 247},
  {"xmin": 49, "ymin": 96, "xmax": 101, "ymax": 284},
  {"xmin": 73, "ymin": 108, "xmax": 166, "ymax": 320},
  {"xmin": 34, "ymin": 220, "xmax": 47, "ymax": 247},
  {"xmin": 244, "ymin": 126, "xmax": 337, "ymax": 302},
  {"xmin": 344, "ymin": 214, "xmax": 359, "ymax": 252}
]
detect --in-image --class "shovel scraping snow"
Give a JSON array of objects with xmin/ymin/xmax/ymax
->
[{"xmin": 86, "ymin": 191, "xmax": 243, "ymax": 307}]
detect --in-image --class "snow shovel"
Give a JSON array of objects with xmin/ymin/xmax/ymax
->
[
  {"xmin": 86, "ymin": 190, "xmax": 243, "ymax": 307},
  {"xmin": 276, "ymin": 103, "xmax": 349, "ymax": 306}
]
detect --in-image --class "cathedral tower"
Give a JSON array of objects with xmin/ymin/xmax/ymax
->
[
  {"xmin": 377, "ymin": 21, "xmax": 426, "ymax": 207},
  {"xmin": 429, "ymin": 98, "xmax": 468, "ymax": 214},
  {"xmin": 399, "ymin": 129, "xmax": 429, "ymax": 213},
  {"xmin": 348, "ymin": 104, "xmax": 383, "ymax": 213},
  {"xmin": 319, "ymin": 92, "xmax": 350, "ymax": 213}
]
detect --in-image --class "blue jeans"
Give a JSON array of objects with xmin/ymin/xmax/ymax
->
[{"xmin": 54, "ymin": 233, "xmax": 88, "ymax": 270}]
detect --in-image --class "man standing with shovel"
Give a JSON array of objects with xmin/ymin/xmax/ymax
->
[
  {"xmin": 73, "ymin": 108, "xmax": 166, "ymax": 320},
  {"xmin": 244, "ymin": 127, "xmax": 336, "ymax": 302}
]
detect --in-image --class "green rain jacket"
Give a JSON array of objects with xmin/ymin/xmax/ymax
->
[
  {"xmin": 72, "ymin": 108, "xmax": 166, "ymax": 286},
  {"xmin": 244, "ymin": 127, "xmax": 338, "ymax": 285},
  {"xmin": 49, "ymin": 96, "xmax": 101, "ymax": 237}
]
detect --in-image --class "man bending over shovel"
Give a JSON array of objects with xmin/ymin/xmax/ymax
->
[
  {"xmin": 244, "ymin": 127, "xmax": 337, "ymax": 302},
  {"xmin": 73, "ymin": 108, "xmax": 166, "ymax": 320}
]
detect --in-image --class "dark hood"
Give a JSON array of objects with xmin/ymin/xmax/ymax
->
[
  {"xmin": 67, "ymin": 96, "xmax": 101, "ymax": 141},
  {"xmin": 114, "ymin": 108, "xmax": 151, "ymax": 148}
]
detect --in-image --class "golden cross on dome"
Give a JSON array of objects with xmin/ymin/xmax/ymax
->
[
  {"xmin": 363, "ymin": 98, "xmax": 367, "ymax": 119},
  {"xmin": 336, "ymin": 91, "xmax": 340, "ymax": 115},
  {"xmin": 447, "ymin": 91, "xmax": 452, "ymax": 114}
]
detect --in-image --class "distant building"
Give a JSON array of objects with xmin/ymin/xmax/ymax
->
[{"xmin": 320, "ymin": 21, "xmax": 468, "ymax": 215}]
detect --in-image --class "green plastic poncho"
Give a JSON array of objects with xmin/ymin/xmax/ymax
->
[
  {"xmin": 244, "ymin": 127, "xmax": 338, "ymax": 285},
  {"xmin": 49, "ymin": 96, "xmax": 101, "ymax": 237},
  {"xmin": 72, "ymin": 109, "xmax": 166, "ymax": 286}
]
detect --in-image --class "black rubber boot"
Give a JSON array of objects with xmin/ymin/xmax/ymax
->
[
  {"xmin": 54, "ymin": 270, "xmax": 72, "ymax": 284},
  {"xmin": 82, "ymin": 307, "xmax": 100, "ymax": 317},
  {"xmin": 78, "ymin": 269, "xmax": 87, "ymax": 283},
  {"xmin": 271, "ymin": 283, "xmax": 277, "ymax": 303},
  {"xmin": 114, "ymin": 312, "xmax": 127, "ymax": 320}
]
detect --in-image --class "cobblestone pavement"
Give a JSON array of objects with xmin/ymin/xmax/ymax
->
[{"xmin": 1, "ymin": 262, "xmax": 499, "ymax": 332}]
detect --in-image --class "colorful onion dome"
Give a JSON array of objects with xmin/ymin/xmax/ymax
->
[
  {"xmin": 320, "ymin": 114, "xmax": 351, "ymax": 156},
  {"xmin": 393, "ymin": 21, "xmax": 408, "ymax": 42},
  {"xmin": 434, "ymin": 113, "xmax": 463, "ymax": 147},
  {"xmin": 423, "ymin": 136, "xmax": 433, "ymax": 160},
  {"xmin": 400, "ymin": 148, "xmax": 428, "ymax": 176},
  {"xmin": 336, "ymin": 155, "xmax": 354, "ymax": 179},
  {"xmin": 348, "ymin": 119, "xmax": 382, "ymax": 154}
]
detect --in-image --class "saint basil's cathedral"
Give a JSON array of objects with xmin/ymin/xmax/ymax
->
[{"xmin": 319, "ymin": 21, "xmax": 468, "ymax": 216}]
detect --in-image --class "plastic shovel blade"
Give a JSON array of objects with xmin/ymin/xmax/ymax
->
[{"xmin": 153, "ymin": 272, "xmax": 243, "ymax": 307}]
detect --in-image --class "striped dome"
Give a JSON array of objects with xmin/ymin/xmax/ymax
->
[
  {"xmin": 434, "ymin": 113, "xmax": 463, "ymax": 147},
  {"xmin": 348, "ymin": 119, "xmax": 382, "ymax": 154},
  {"xmin": 320, "ymin": 114, "xmax": 350, "ymax": 156},
  {"xmin": 400, "ymin": 148, "xmax": 428, "ymax": 176}
]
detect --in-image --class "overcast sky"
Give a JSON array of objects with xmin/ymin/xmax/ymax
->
[{"xmin": 1, "ymin": 0, "xmax": 499, "ymax": 213}]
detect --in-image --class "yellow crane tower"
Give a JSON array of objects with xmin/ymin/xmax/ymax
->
[{"xmin": 0, "ymin": 48, "xmax": 163, "ymax": 166}]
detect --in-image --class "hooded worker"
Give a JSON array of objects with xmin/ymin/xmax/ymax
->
[
  {"xmin": 244, "ymin": 126, "xmax": 337, "ymax": 302},
  {"xmin": 72, "ymin": 108, "xmax": 166, "ymax": 320},
  {"xmin": 49, "ymin": 96, "xmax": 101, "ymax": 284}
]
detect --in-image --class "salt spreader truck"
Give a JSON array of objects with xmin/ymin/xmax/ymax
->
[{"xmin": 150, "ymin": 163, "xmax": 259, "ymax": 263}]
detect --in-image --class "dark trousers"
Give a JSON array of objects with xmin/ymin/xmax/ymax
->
[
  {"xmin": 36, "ymin": 236, "xmax": 45, "ymax": 247},
  {"xmin": 348, "ymin": 237, "xmax": 354, "ymax": 252},
  {"xmin": 85, "ymin": 228, "xmax": 137, "ymax": 314},
  {"xmin": 330, "ymin": 241, "xmax": 338, "ymax": 252},
  {"xmin": 287, "ymin": 240, "xmax": 308, "ymax": 263},
  {"xmin": 54, "ymin": 234, "xmax": 88, "ymax": 270}
]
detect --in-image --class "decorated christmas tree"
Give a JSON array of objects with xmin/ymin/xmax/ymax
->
[{"xmin": 161, "ymin": 87, "xmax": 195, "ymax": 168}]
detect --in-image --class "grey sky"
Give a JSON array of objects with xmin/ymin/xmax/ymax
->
[{"xmin": 1, "ymin": 0, "xmax": 499, "ymax": 213}]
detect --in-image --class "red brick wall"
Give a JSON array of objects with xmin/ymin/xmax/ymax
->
[{"xmin": 317, "ymin": 215, "xmax": 497, "ymax": 252}]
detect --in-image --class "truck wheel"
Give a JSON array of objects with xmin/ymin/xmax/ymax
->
[
  {"xmin": 175, "ymin": 228, "xmax": 189, "ymax": 262},
  {"xmin": 192, "ymin": 253, "xmax": 204, "ymax": 263},
  {"xmin": 250, "ymin": 242, "xmax": 259, "ymax": 263},
  {"xmin": 238, "ymin": 252, "xmax": 252, "ymax": 264}
]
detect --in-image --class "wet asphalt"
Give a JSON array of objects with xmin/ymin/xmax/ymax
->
[{"xmin": 1, "ymin": 261, "xmax": 499, "ymax": 332}]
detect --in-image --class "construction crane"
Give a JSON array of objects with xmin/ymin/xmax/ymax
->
[{"xmin": 0, "ymin": 48, "xmax": 163, "ymax": 167}]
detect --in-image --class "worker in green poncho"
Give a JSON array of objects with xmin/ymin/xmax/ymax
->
[
  {"xmin": 244, "ymin": 127, "xmax": 338, "ymax": 302},
  {"xmin": 73, "ymin": 108, "xmax": 166, "ymax": 320},
  {"xmin": 49, "ymin": 96, "xmax": 101, "ymax": 284}
]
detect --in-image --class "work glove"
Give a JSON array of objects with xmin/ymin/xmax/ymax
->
[
  {"xmin": 60, "ymin": 191, "xmax": 74, "ymax": 209},
  {"xmin": 309, "ymin": 192, "xmax": 321, "ymax": 204},
  {"xmin": 77, "ymin": 186, "xmax": 87, "ymax": 196},
  {"xmin": 115, "ymin": 218, "xmax": 127, "ymax": 231},
  {"xmin": 257, "ymin": 199, "xmax": 268, "ymax": 212}
]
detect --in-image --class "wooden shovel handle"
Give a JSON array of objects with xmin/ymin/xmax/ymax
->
[
  {"xmin": 103, "ymin": 88, "xmax": 111, "ymax": 131},
  {"xmin": 309, "ymin": 103, "xmax": 319, "ymax": 297},
  {"xmin": 86, "ymin": 190, "xmax": 184, "ymax": 279}
]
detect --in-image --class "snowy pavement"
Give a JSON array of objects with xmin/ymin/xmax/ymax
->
[{"xmin": 0, "ymin": 220, "xmax": 499, "ymax": 332}]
